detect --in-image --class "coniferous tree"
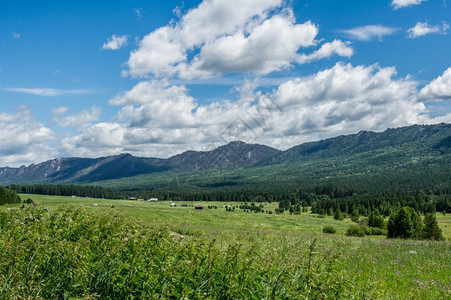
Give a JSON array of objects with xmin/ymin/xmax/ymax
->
[
  {"xmin": 351, "ymin": 209, "xmax": 360, "ymax": 223},
  {"xmin": 387, "ymin": 207, "xmax": 423, "ymax": 239},
  {"xmin": 422, "ymin": 213, "xmax": 444, "ymax": 241},
  {"xmin": 368, "ymin": 210, "xmax": 385, "ymax": 229}
]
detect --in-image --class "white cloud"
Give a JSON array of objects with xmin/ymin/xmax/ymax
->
[
  {"xmin": 298, "ymin": 40, "xmax": 353, "ymax": 64},
  {"xmin": 51, "ymin": 106, "xmax": 69, "ymax": 115},
  {"xmin": 271, "ymin": 63, "xmax": 424, "ymax": 137},
  {"xmin": 391, "ymin": 0, "xmax": 427, "ymax": 9},
  {"xmin": 61, "ymin": 62, "xmax": 451, "ymax": 159},
  {"xmin": 110, "ymin": 80, "xmax": 191, "ymax": 106},
  {"xmin": 419, "ymin": 67, "xmax": 451, "ymax": 100},
  {"xmin": 135, "ymin": 8, "xmax": 142, "ymax": 21},
  {"xmin": 61, "ymin": 122, "xmax": 127, "ymax": 158},
  {"xmin": 0, "ymin": 108, "xmax": 55, "ymax": 167},
  {"xmin": 3, "ymin": 87, "xmax": 96, "ymax": 97},
  {"xmin": 340, "ymin": 25, "xmax": 400, "ymax": 41},
  {"xmin": 179, "ymin": 17, "xmax": 320, "ymax": 78},
  {"xmin": 101, "ymin": 34, "xmax": 128, "ymax": 50},
  {"xmin": 12, "ymin": 32, "xmax": 21, "ymax": 39},
  {"xmin": 125, "ymin": 0, "xmax": 352, "ymax": 78},
  {"xmin": 54, "ymin": 106, "xmax": 102, "ymax": 127},
  {"xmin": 407, "ymin": 21, "xmax": 449, "ymax": 38}
]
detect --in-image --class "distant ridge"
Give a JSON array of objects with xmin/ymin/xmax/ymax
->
[
  {"xmin": 270, "ymin": 123, "xmax": 451, "ymax": 163},
  {"xmin": 0, "ymin": 141, "xmax": 279, "ymax": 184},
  {"xmin": 0, "ymin": 123, "xmax": 450, "ymax": 186}
]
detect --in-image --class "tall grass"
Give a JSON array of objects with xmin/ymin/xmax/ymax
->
[
  {"xmin": 0, "ymin": 206, "xmax": 351, "ymax": 299},
  {"xmin": 1, "ymin": 203, "xmax": 450, "ymax": 299}
]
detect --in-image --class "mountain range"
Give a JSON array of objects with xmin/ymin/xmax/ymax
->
[{"xmin": 1, "ymin": 123, "xmax": 450, "ymax": 190}]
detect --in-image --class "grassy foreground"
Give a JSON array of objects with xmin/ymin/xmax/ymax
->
[{"xmin": 0, "ymin": 195, "xmax": 450, "ymax": 299}]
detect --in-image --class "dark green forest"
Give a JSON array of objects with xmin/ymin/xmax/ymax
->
[
  {"xmin": 2, "ymin": 123, "xmax": 451, "ymax": 218},
  {"xmin": 0, "ymin": 186, "xmax": 21, "ymax": 205}
]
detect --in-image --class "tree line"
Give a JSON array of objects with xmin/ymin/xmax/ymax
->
[
  {"xmin": 0, "ymin": 186, "xmax": 21, "ymax": 205},
  {"xmin": 7, "ymin": 184, "xmax": 123, "ymax": 199},
  {"xmin": 5, "ymin": 183, "xmax": 451, "ymax": 217}
]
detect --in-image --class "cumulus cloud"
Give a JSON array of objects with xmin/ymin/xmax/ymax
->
[
  {"xmin": 0, "ymin": 108, "xmax": 55, "ymax": 167},
  {"xmin": 61, "ymin": 62, "xmax": 450, "ymax": 159},
  {"xmin": 61, "ymin": 122, "xmax": 128, "ymax": 158},
  {"xmin": 340, "ymin": 25, "xmax": 400, "ymax": 41},
  {"xmin": 179, "ymin": 17, "xmax": 320, "ymax": 78},
  {"xmin": 53, "ymin": 106, "xmax": 102, "ymax": 127},
  {"xmin": 125, "ymin": 0, "xmax": 352, "ymax": 78},
  {"xmin": 391, "ymin": 0, "xmax": 427, "ymax": 9},
  {"xmin": 407, "ymin": 21, "xmax": 449, "ymax": 38},
  {"xmin": 102, "ymin": 34, "xmax": 128, "ymax": 50},
  {"xmin": 419, "ymin": 67, "xmax": 451, "ymax": 100},
  {"xmin": 298, "ymin": 40, "xmax": 353, "ymax": 64},
  {"xmin": 110, "ymin": 80, "xmax": 190, "ymax": 106}
]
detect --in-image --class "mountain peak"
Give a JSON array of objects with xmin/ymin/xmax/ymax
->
[
  {"xmin": 226, "ymin": 141, "xmax": 247, "ymax": 146},
  {"xmin": 0, "ymin": 123, "xmax": 450, "ymax": 186}
]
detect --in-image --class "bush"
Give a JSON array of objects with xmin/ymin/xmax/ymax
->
[
  {"xmin": 334, "ymin": 210, "xmax": 344, "ymax": 221},
  {"xmin": 351, "ymin": 210, "xmax": 360, "ymax": 223},
  {"xmin": 322, "ymin": 226, "xmax": 337, "ymax": 234},
  {"xmin": 368, "ymin": 210, "xmax": 385, "ymax": 229},
  {"xmin": 23, "ymin": 198, "xmax": 34, "ymax": 204},
  {"xmin": 346, "ymin": 225, "xmax": 366, "ymax": 237},
  {"xmin": 368, "ymin": 227, "xmax": 387, "ymax": 236}
]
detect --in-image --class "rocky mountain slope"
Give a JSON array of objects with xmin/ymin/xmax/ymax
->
[
  {"xmin": 0, "ymin": 123, "xmax": 450, "ymax": 186},
  {"xmin": 0, "ymin": 141, "xmax": 279, "ymax": 184}
]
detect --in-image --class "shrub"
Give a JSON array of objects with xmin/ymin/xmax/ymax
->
[
  {"xmin": 333, "ymin": 210, "xmax": 344, "ymax": 221},
  {"xmin": 368, "ymin": 227, "xmax": 387, "ymax": 236},
  {"xmin": 23, "ymin": 198, "xmax": 34, "ymax": 204},
  {"xmin": 322, "ymin": 226, "xmax": 337, "ymax": 234},
  {"xmin": 351, "ymin": 209, "xmax": 360, "ymax": 223},
  {"xmin": 368, "ymin": 210, "xmax": 385, "ymax": 229},
  {"xmin": 346, "ymin": 225, "xmax": 366, "ymax": 237}
]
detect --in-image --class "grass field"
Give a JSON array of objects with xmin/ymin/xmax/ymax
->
[{"xmin": 1, "ymin": 194, "xmax": 450, "ymax": 299}]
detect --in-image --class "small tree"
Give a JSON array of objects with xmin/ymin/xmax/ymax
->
[
  {"xmin": 387, "ymin": 207, "xmax": 423, "ymax": 239},
  {"xmin": 422, "ymin": 213, "xmax": 444, "ymax": 241},
  {"xmin": 334, "ymin": 209, "xmax": 344, "ymax": 221},
  {"xmin": 368, "ymin": 210, "xmax": 385, "ymax": 229},
  {"xmin": 351, "ymin": 209, "xmax": 360, "ymax": 223}
]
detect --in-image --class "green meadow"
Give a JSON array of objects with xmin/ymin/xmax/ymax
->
[{"xmin": 1, "ymin": 194, "xmax": 450, "ymax": 299}]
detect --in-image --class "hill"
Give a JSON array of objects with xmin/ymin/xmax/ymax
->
[
  {"xmin": 0, "ymin": 141, "xmax": 279, "ymax": 185},
  {"xmin": 1, "ymin": 123, "xmax": 450, "ymax": 192}
]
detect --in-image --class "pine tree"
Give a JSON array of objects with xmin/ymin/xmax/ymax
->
[
  {"xmin": 387, "ymin": 207, "xmax": 423, "ymax": 239},
  {"xmin": 368, "ymin": 210, "xmax": 385, "ymax": 229},
  {"xmin": 422, "ymin": 213, "xmax": 444, "ymax": 241},
  {"xmin": 351, "ymin": 209, "xmax": 360, "ymax": 223}
]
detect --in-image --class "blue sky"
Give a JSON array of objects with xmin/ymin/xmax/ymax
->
[{"xmin": 1, "ymin": 0, "xmax": 450, "ymax": 167}]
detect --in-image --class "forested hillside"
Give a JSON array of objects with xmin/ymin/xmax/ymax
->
[
  {"xmin": 1, "ymin": 123, "xmax": 451, "ymax": 215},
  {"xmin": 0, "ymin": 186, "xmax": 21, "ymax": 205}
]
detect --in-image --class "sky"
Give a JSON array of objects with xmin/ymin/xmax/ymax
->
[{"xmin": 1, "ymin": 0, "xmax": 451, "ymax": 167}]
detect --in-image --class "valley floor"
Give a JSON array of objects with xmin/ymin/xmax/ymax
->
[{"xmin": 0, "ymin": 194, "xmax": 450, "ymax": 299}]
